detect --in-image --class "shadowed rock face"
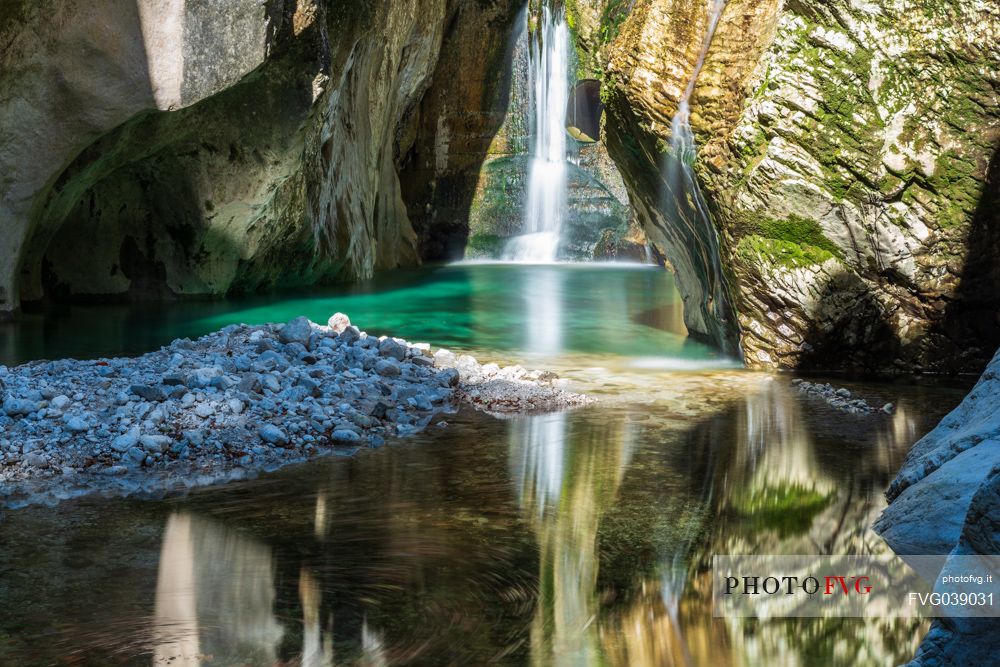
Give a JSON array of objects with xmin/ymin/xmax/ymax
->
[
  {"xmin": 572, "ymin": 0, "xmax": 1000, "ymax": 371},
  {"xmin": 875, "ymin": 349, "xmax": 1000, "ymax": 665},
  {"xmin": 0, "ymin": 0, "xmax": 520, "ymax": 311}
]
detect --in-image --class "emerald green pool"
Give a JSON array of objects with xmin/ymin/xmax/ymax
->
[
  {"xmin": 1, "ymin": 264, "xmax": 726, "ymax": 367},
  {"xmin": 0, "ymin": 264, "xmax": 968, "ymax": 666}
]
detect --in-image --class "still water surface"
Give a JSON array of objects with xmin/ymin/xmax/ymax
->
[{"xmin": 0, "ymin": 265, "xmax": 967, "ymax": 665}]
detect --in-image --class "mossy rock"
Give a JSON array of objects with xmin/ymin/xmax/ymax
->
[
  {"xmin": 738, "ymin": 235, "xmax": 837, "ymax": 269},
  {"xmin": 465, "ymin": 233, "xmax": 507, "ymax": 259}
]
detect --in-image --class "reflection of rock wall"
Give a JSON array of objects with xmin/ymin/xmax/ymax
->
[
  {"xmin": 154, "ymin": 513, "xmax": 283, "ymax": 666},
  {"xmin": 572, "ymin": 0, "xmax": 1000, "ymax": 370},
  {"xmin": 0, "ymin": 1, "xmax": 520, "ymax": 312}
]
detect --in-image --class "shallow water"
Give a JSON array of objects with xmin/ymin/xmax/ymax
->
[{"xmin": 0, "ymin": 264, "xmax": 969, "ymax": 665}]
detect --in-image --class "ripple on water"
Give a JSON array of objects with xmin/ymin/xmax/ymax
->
[{"xmin": 0, "ymin": 265, "xmax": 972, "ymax": 666}]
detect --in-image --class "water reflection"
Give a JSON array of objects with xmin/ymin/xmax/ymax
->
[
  {"xmin": 153, "ymin": 513, "xmax": 284, "ymax": 666},
  {"xmin": 510, "ymin": 412, "xmax": 636, "ymax": 665},
  {"xmin": 0, "ymin": 377, "xmax": 962, "ymax": 666},
  {"xmin": 507, "ymin": 377, "xmax": 930, "ymax": 667},
  {"xmin": 523, "ymin": 266, "xmax": 564, "ymax": 357}
]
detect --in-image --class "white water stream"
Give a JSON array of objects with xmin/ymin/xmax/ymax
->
[
  {"xmin": 665, "ymin": 0, "xmax": 726, "ymax": 222},
  {"xmin": 502, "ymin": 3, "xmax": 571, "ymax": 263}
]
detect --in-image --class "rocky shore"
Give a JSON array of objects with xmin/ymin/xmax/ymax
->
[
  {"xmin": 0, "ymin": 314, "xmax": 589, "ymax": 508},
  {"xmin": 791, "ymin": 379, "xmax": 894, "ymax": 415}
]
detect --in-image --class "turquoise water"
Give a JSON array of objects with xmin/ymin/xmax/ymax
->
[
  {"xmin": 0, "ymin": 263, "xmax": 969, "ymax": 666},
  {"xmin": 1, "ymin": 264, "xmax": 726, "ymax": 367}
]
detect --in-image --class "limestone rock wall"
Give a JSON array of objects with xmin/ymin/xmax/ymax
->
[
  {"xmin": 0, "ymin": 0, "xmax": 519, "ymax": 312},
  {"xmin": 398, "ymin": 0, "xmax": 526, "ymax": 260},
  {"xmin": 576, "ymin": 0, "xmax": 1000, "ymax": 370},
  {"xmin": 875, "ymin": 348, "xmax": 1000, "ymax": 664}
]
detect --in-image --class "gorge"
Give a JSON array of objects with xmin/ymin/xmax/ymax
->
[{"xmin": 1, "ymin": 1, "xmax": 999, "ymax": 665}]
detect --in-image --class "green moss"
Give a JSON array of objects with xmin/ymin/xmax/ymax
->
[
  {"xmin": 731, "ymin": 484, "xmax": 834, "ymax": 537},
  {"xmin": 468, "ymin": 156, "xmax": 526, "ymax": 239},
  {"xmin": 744, "ymin": 213, "xmax": 843, "ymax": 260},
  {"xmin": 928, "ymin": 150, "xmax": 982, "ymax": 229},
  {"xmin": 738, "ymin": 235, "xmax": 837, "ymax": 269},
  {"xmin": 736, "ymin": 209, "xmax": 843, "ymax": 270},
  {"xmin": 466, "ymin": 233, "xmax": 506, "ymax": 257}
]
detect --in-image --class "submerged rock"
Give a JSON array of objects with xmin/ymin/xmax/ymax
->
[{"xmin": 791, "ymin": 380, "xmax": 881, "ymax": 415}]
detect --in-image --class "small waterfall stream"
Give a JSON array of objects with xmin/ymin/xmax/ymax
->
[
  {"xmin": 664, "ymin": 0, "xmax": 726, "ymax": 228},
  {"xmin": 502, "ymin": 3, "xmax": 571, "ymax": 263},
  {"xmin": 660, "ymin": 0, "xmax": 730, "ymax": 341}
]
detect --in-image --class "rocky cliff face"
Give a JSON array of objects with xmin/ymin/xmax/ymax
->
[
  {"xmin": 875, "ymin": 349, "xmax": 1000, "ymax": 665},
  {"xmin": 574, "ymin": 0, "xmax": 1000, "ymax": 370},
  {"xmin": 0, "ymin": 0, "xmax": 519, "ymax": 314}
]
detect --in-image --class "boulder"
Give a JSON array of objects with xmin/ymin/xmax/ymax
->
[
  {"xmin": 130, "ymin": 385, "xmax": 167, "ymax": 402},
  {"xmin": 259, "ymin": 424, "xmax": 288, "ymax": 446},
  {"xmin": 328, "ymin": 312, "xmax": 351, "ymax": 333},
  {"xmin": 378, "ymin": 337, "xmax": 408, "ymax": 361},
  {"xmin": 375, "ymin": 359, "xmax": 402, "ymax": 377},
  {"xmin": 279, "ymin": 317, "xmax": 313, "ymax": 346}
]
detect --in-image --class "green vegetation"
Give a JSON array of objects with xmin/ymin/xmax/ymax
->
[
  {"xmin": 731, "ymin": 484, "xmax": 834, "ymax": 537},
  {"xmin": 598, "ymin": 0, "xmax": 631, "ymax": 44},
  {"xmin": 735, "ymin": 213, "xmax": 843, "ymax": 268},
  {"xmin": 754, "ymin": 214, "xmax": 843, "ymax": 260},
  {"xmin": 737, "ymin": 235, "xmax": 836, "ymax": 269},
  {"xmin": 466, "ymin": 233, "xmax": 506, "ymax": 257}
]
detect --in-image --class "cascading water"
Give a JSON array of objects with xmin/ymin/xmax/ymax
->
[
  {"xmin": 661, "ymin": 0, "xmax": 729, "ymax": 323},
  {"xmin": 502, "ymin": 3, "xmax": 571, "ymax": 263},
  {"xmin": 670, "ymin": 0, "xmax": 727, "ymax": 167}
]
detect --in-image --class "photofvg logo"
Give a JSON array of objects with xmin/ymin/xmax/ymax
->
[{"xmin": 713, "ymin": 555, "xmax": 1000, "ymax": 618}]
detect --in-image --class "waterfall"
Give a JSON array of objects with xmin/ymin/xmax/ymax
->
[
  {"xmin": 662, "ymin": 0, "xmax": 728, "ymax": 322},
  {"xmin": 502, "ymin": 3, "xmax": 571, "ymax": 263},
  {"xmin": 666, "ymin": 0, "xmax": 726, "ymax": 220}
]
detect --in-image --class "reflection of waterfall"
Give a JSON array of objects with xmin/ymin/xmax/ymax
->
[
  {"xmin": 503, "ymin": 2, "xmax": 570, "ymax": 263},
  {"xmin": 508, "ymin": 414, "xmax": 636, "ymax": 665},
  {"xmin": 153, "ymin": 513, "xmax": 284, "ymax": 666},
  {"xmin": 510, "ymin": 412, "xmax": 568, "ymax": 515},
  {"xmin": 300, "ymin": 568, "xmax": 334, "ymax": 667},
  {"xmin": 524, "ymin": 266, "xmax": 564, "ymax": 358}
]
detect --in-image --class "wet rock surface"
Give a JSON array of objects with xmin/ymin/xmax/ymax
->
[{"xmin": 0, "ymin": 315, "xmax": 588, "ymax": 508}]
